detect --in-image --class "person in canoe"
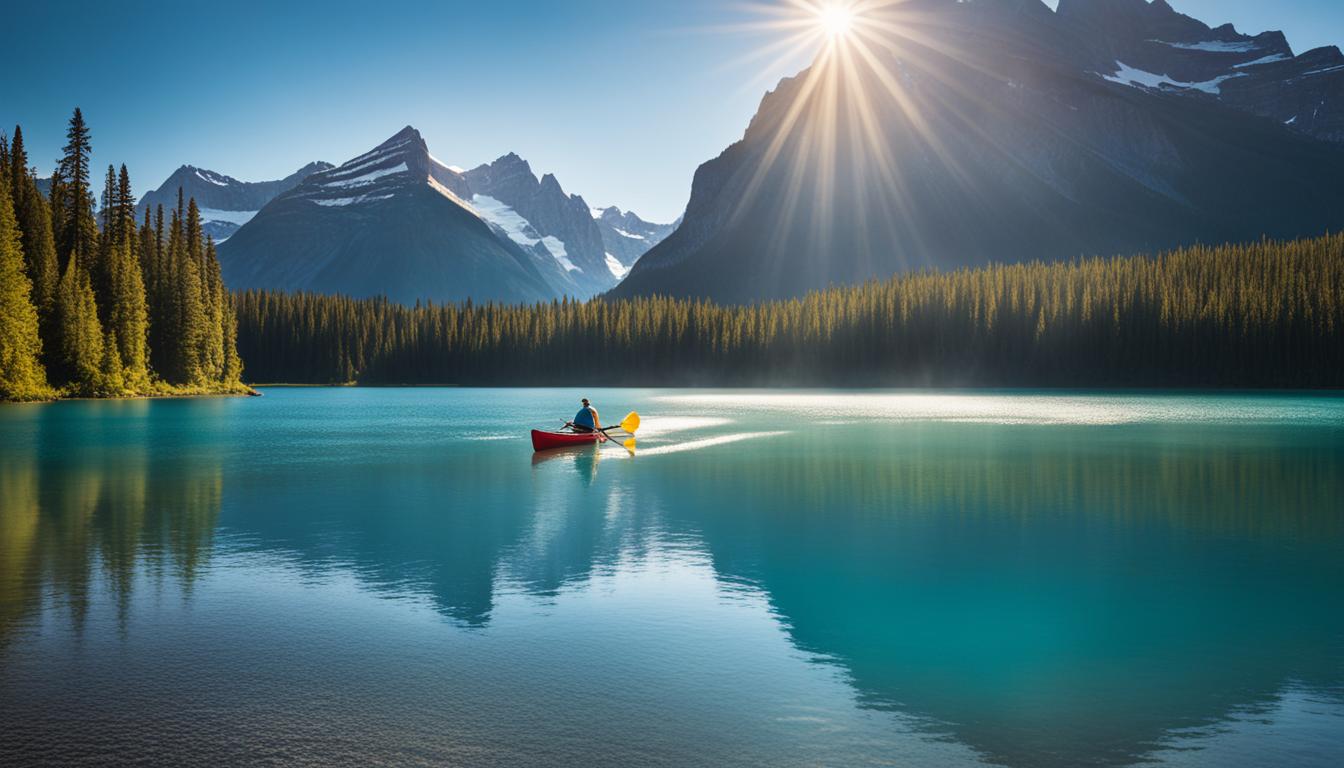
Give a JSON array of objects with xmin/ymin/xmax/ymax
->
[{"xmin": 567, "ymin": 398, "xmax": 602, "ymax": 434}]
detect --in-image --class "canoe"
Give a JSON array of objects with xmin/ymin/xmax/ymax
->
[{"xmin": 531, "ymin": 429, "xmax": 604, "ymax": 452}]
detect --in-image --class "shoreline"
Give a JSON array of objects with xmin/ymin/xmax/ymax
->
[{"xmin": 2, "ymin": 384, "xmax": 259, "ymax": 405}]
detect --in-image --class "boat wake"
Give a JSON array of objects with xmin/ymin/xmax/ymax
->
[{"xmin": 638, "ymin": 431, "xmax": 789, "ymax": 457}]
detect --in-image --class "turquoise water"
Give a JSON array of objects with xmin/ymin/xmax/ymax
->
[{"xmin": 1, "ymin": 389, "xmax": 1342, "ymax": 767}]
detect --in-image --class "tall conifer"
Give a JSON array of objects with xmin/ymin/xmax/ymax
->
[
  {"xmin": 53, "ymin": 253, "xmax": 104, "ymax": 394},
  {"xmin": 202, "ymin": 238, "xmax": 226, "ymax": 379},
  {"xmin": 0, "ymin": 165, "xmax": 50, "ymax": 400},
  {"xmin": 57, "ymin": 108, "xmax": 98, "ymax": 272},
  {"xmin": 8, "ymin": 125, "xmax": 25, "ymax": 190},
  {"xmin": 105, "ymin": 236, "xmax": 150, "ymax": 390},
  {"xmin": 14, "ymin": 175, "xmax": 60, "ymax": 365},
  {"xmin": 95, "ymin": 164, "xmax": 118, "ymax": 312}
]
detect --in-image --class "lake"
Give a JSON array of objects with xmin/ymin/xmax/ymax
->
[{"xmin": 1, "ymin": 389, "xmax": 1342, "ymax": 767}]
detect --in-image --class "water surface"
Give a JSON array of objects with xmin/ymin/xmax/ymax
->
[{"xmin": 2, "ymin": 389, "xmax": 1342, "ymax": 766}]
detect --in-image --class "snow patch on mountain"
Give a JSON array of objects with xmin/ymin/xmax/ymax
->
[
  {"xmin": 328, "ymin": 150, "xmax": 406, "ymax": 179},
  {"xmin": 195, "ymin": 169, "xmax": 231, "ymax": 187},
  {"xmin": 1303, "ymin": 64, "xmax": 1344, "ymax": 77},
  {"xmin": 1234, "ymin": 54, "xmax": 1289, "ymax": 69},
  {"xmin": 313, "ymin": 193, "xmax": 395, "ymax": 208},
  {"xmin": 605, "ymin": 253, "xmax": 630, "ymax": 280},
  {"xmin": 197, "ymin": 208, "xmax": 258, "ymax": 226},
  {"xmin": 543, "ymin": 237, "xmax": 580, "ymax": 272},
  {"xmin": 471, "ymin": 194, "xmax": 580, "ymax": 272},
  {"xmin": 344, "ymin": 139, "xmax": 412, "ymax": 169},
  {"xmin": 323, "ymin": 163, "xmax": 408, "ymax": 189},
  {"xmin": 1154, "ymin": 40, "xmax": 1259, "ymax": 53},
  {"xmin": 1103, "ymin": 61, "xmax": 1246, "ymax": 95}
]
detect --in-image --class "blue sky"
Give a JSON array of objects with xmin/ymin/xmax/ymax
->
[{"xmin": 3, "ymin": 0, "xmax": 1342, "ymax": 222}]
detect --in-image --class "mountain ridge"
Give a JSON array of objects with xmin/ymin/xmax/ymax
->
[
  {"xmin": 217, "ymin": 129, "xmax": 674, "ymax": 303},
  {"xmin": 218, "ymin": 127, "xmax": 566, "ymax": 304},
  {"xmin": 610, "ymin": 0, "xmax": 1344, "ymax": 303},
  {"xmin": 136, "ymin": 160, "xmax": 333, "ymax": 241}
]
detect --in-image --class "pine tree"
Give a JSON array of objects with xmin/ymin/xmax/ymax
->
[
  {"xmin": 86, "ymin": 164, "xmax": 151, "ymax": 391},
  {"xmin": 98, "ymin": 328, "xmax": 125, "ymax": 396},
  {"xmin": 56, "ymin": 108, "xmax": 99, "ymax": 273},
  {"xmin": 95, "ymin": 164, "xmax": 118, "ymax": 312},
  {"xmin": 141, "ymin": 205, "xmax": 165, "ymax": 365},
  {"xmin": 221, "ymin": 289, "xmax": 244, "ymax": 385},
  {"xmin": 0, "ymin": 166, "xmax": 50, "ymax": 400},
  {"xmin": 13, "ymin": 172, "xmax": 60, "ymax": 367},
  {"xmin": 100, "ymin": 164, "xmax": 115, "ymax": 237},
  {"xmin": 201, "ymin": 238, "xmax": 226, "ymax": 380},
  {"xmin": 104, "ymin": 236, "xmax": 150, "ymax": 390},
  {"xmin": 53, "ymin": 253, "xmax": 104, "ymax": 395},
  {"xmin": 7, "ymin": 125, "xmax": 24, "ymax": 190},
  {"xmin": 177, "ymin": 198, "xmax": 207, "ymax": 384},
  {"xmin": 116, "ymin": 166, "xmax": 135, "ymax": 250},
  {"xmin": 148, "ymin": 205, "xmax": 175, "ymax": 378},
  {"xmin": 159, "ymin": 201, "xmax": 206, "ymax": 384}
]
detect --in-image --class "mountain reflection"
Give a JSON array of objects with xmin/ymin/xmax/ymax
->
[
  {"xmin": 2, "ymin": 401, "xmax": 1341, "ymax": 768},
  {"xmin": 641, "ymin": 424, "xmax": 1344, "ymax": 767}
]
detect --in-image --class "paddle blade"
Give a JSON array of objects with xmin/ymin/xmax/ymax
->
[
  {"xmin": 620, "ymin": 411, "xmax": 641, "ymax": 434},
  {"xmin": 623, "ymin": 438, "xmax": 637, "ymax": 454}
]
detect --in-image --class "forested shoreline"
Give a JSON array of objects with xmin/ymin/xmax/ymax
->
[
  {"xmin": 235, "ymin": 234, "xmax": 1342, "ymax": 389},
  {"xmin": 4, "ymin": 112, "xmax": 1341, "ymax": 398},
  {"xmin": 0, "ymin": 111, "xmax": 246, "ymax": 401}
]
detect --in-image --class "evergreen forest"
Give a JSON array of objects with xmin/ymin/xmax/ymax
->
[
  {"xmin": 0, "ymin": 111, "xmax": 245, "ymax": 401},
  {"xmin": 234, "ymin": 235, "xmax": 1343, "ymax": 389}
]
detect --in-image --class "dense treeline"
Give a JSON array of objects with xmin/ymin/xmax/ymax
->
[
  {"xmin": 236, "ymin": 235, "xmax": 1343, "ymax": 388},
  {"xmin": 0, "ymin": 110, "xmax": 244, "ymax": 401}
]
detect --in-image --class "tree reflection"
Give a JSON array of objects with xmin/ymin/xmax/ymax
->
[
  {"xmin": 0, "ymin": 404, "xmax": 224, "ymax": 648},
  {"xmin": 3, "ymin": 403, "xmax": 1341, "ymax": 768}
]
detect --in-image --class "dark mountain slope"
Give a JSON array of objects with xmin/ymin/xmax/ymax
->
[
  {"xmin": 611, "ymin": 0, "xmax": 1344, "ymax": 302},
  {"xmin": 218, "ymin": 128, "xmax": 562, "ymax": 304}
]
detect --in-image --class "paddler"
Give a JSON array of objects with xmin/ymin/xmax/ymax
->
[{"xmin": 567, "ymin": 398, "xmax": 602, "ymax": 434}]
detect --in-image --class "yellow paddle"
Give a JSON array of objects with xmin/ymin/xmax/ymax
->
[{"xmin": 597, "ymin": 412, "xmax": 640, "ymax": 455}]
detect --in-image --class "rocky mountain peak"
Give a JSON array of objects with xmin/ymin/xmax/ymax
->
[{"xmin": 610, "ymin": 0, "xmax": 1344, "ymax": 303}]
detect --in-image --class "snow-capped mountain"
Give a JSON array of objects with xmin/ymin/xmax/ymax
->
[
  {"xmin": 1065, "ymin": 0, "xmax": 1344, "ymax": 142},
  {"xmin": 461, "ymin": 154, "xmax": 674, "ymax": 295},
  {"xmin": 591, "ymin": 207, "xmax": 678, "ymax": 280},
  {"xmin": 217, "ymin": 130, "xmax": 672, "ymax": 304},
  {"xmin": 218, "ymin": 127, "xmax": 572, "ymax": 304},
  {"xmin": 611, "ymin": 0, "xmax": 1344, "ymax": 303},
  {"xmin": 461, "ymin": 154, "xmax": 607, "ymax": 294},
  {"xmin": 137, "ymin": 162, "xmax": 333, "ymax": 242}
]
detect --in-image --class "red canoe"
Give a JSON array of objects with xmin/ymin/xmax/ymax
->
[{"xmin": 531, "ymin": 429, "xmax": 605, "ymax": 452}]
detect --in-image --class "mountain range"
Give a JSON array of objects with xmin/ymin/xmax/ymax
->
[
  {"xmin": 214, "ymin": 127, "xmax": 673, "ymax": 303},
  {"xmin": 136, "ymin": 162, "xmax": 333, "ymax": 242},
  {"xmin": 611, "ymin": 0, "xmax": 1344, "ymax": 302},
  {"xmin": 140, "ymin": 0, "xmax": 1344, "ymax": 306}
]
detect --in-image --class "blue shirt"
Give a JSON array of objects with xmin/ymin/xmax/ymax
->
[{"xmin": 573, "ymin": 407, "xmax": 596, "ymax": 429}]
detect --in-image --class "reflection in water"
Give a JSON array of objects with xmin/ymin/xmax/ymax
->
[
  {"xmin": 530, "ymin": 443, "xmax": 602, "ymax": 484},
  {"xmin": 638, "ymin": 423, "xmax": 1344, "ymax": 767},
  {"xmin": 1, "ymin": 391, "xmax": 1342, "ymax": 767},
  {"xmin": 1, "ymin": 403, "xmax": 223, "ymax": 649}
]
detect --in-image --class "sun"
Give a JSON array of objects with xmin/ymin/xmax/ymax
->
[{"xmin": 818, "ymin": 4, "xmax": 855, "ymax": 38}]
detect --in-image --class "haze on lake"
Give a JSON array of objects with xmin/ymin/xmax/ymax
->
[{"xmin": 2, "ymin": 389, "xmax": 1342, "ymax": 767}]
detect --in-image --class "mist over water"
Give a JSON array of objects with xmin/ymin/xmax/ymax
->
[{"xmin": 2, "ymin": 389, "xmax": 1342, "ymax": 767}]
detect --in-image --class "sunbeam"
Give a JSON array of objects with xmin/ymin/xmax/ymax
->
[{"xmin": 708, "ymin": 0, "xmax": 1028, "ymax": 289}]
